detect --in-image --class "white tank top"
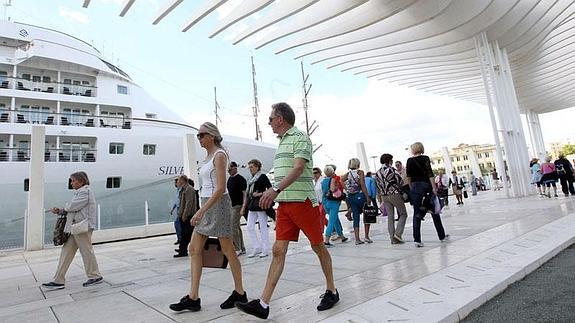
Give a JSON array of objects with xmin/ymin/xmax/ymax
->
[{"xmin": 199, "ymin": 149, "xmax": 228, "ymax": 198}]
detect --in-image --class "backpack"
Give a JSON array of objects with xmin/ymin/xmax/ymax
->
[
  {"xmin": 556, "ymin": 163, "xmax": 566, "ymax": 175},
  {"xmin": 345, "ymin": 171, "xmax": 361, "ymax": 194}
]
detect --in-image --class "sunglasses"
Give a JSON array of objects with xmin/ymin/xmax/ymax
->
[
  {"xmin": 196, "ymin": 132, "xmax": 209, "ymax": 139},
  {"xmin": 313, "ymin": 171, "xmax": 319, "ymax": 174},
  {"xmin": 268, "ymin": 116, "xmax": 279, "ymax": 123}
]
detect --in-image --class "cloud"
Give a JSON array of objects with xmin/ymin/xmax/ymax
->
[{"xmin": 58, "ymin": 7, "xmax": 89, "ymax": 24}]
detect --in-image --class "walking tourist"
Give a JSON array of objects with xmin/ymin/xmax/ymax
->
[
  {"xmin": 470, "ymin": 171, "xmax": 478, "ymax": 196},
  {"xmin": 491, "ymin": 168, "xmax": 500, "ymax": 190},
  {"xmin": 170, "ymin": 122, "xmax": 247, "ymax": 312},
  {"xmin": 174, "ymin": 175, "xmax": 197, "ymax": 258},
  {"xmin": 170, "ymin": 178, "xmax": 182, "ymax": 245},
  {"xmin": 406, "ymin": 142, "xmax": 449, "ymax": 248},
  {"xmin": 449, "ymin": 170, "xmax": 465, "ymax": 205},
  {"xmin": 235, "ymin": 102, "xmax": 339, "ymax": 319},
  {"xmin": 541, "ymin": 156, "xmax": 558, "ymax": 198},
  {"xmin": 375, "ymin": 154, "xmax": 408, "ymax": 244},
  {"xmin": 342, "ymin": 158, "xmax": 373, "ymax": 244},
  {"xmin": 435, "ymin": 169, "xmax": 449, "ymax": 207},
  {"xmin": 244, "ymin": 159, "xmax": 272, "ymax": 258},
  {"xmin": 530, "ymin": 158, "xmax": 544, "ymax": 196},
  {"xmin": 365, "ymin": 172, "xmax": 378, "ymax": 212},
  {"xmin": 322, "ymin": 165, "xmax": 348, "ymax": 247},
  {"xmin": 554, "ymin": 154, "xmax": 575, "ymax": 196},
  {"xmin": 227, "ymin": 161, "xmax": 247, "ymax": 255},
  {"xmin": 313, "ymin": 167, "xmax": 328, "ymax": 229},
  {"xmin": 42, "ymin": 171, "xmax": 103, "ymax": 290}
]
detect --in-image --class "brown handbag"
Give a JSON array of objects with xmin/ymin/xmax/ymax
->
[{"xmin": 202, "ymin": 237, "xmax": 228, "ymax": 269}]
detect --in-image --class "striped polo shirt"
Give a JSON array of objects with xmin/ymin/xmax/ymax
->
[{"xmin": 273, "ymin": 126, "xmax": 318, "ymax": 206}]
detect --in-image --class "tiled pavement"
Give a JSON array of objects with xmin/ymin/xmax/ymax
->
[{"xmin": 1, "ymin": 190, "xmax": 574, "ymax": 322}]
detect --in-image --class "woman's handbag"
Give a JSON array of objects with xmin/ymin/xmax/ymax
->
[
  {"xmin": 53, "ymin": 214, "xmax": 70, "ymax": 246},
  {"xmin": 463, "ymin": 190, "xmax": 468, "ymax": 198},
  {"xmin": 248, "ymin": 196, "xmax": 263, "ymax": 211},
  {"xmin": 363, "ymin": 204, "xmax": 378, "ymax": 224},
  {"xmin": 202, "ymin": 237, "xmax": 228, "ymax": 269},
  {"xmin": 71, "ymin": 218, "xmax": 89, "ymax": 235}
]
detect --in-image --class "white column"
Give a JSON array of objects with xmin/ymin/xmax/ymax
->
[
  {"xmin": 8, "ymin": 134, "xmax": 14, "ymax": 161},
  {"xmin": 10, "ymin": 97, "xmax": 15, "ymax": 123},
  {"xmin": 475, "ymin": 33, "xmax": 508, "ymax": 197},
  {"xmin": 441, "ymin": 147, "xmax": 453, "ymax": 175},
  {"xmin": 183, "ymin": 133, "xmax": 199, "ymax": 186},
  {"xmin": 525, "ymin": 110, "xmax": 546, "ymax": 160},
  {"xmin": 356, "ymin": 142, "xmax": 369, "ymax": 172},
  {"xmin": 26, "ymin": 126, "xmax": 46, "ymax": 251},
  {"xmin": 467, "ymin": 148, "xmax": 482, "ymax": 177}
]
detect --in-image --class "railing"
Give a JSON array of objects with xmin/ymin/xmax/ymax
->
[
  {"xmin": 0, "ymin": 108, "xmax": 131, "ymax": 129},
  {"xmin": 0, "ymin": 147, "xmax": 97, "ymax": 162},
  {"xmin": 0, "ymin": 177, "xmax": 179, "ymax": 250},
  {"xmin": 0, "ymin": 76, "xmax": 97, "ymax": 97}
]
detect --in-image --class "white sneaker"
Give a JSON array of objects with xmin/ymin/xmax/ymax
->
[
  {"xmin": 415, "ymin": 242, "xmax": 424, "ymax": 248},
  {"xmin": 440, "ymin": 234, "xmax": 450, "ymax": 242},
  {"xmin": 247, "ymin": 249, "xmax": 261, "ymax": 258},
  {"xmin": 259, "ymin": 252, "xmax": 269, "ymax": 258}
]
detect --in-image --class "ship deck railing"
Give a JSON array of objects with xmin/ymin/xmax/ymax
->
[
  {"xmin": 0, "ymin": 107, "xmax": 131, "ymax": 129},
  {"xmin": 0, "ymin": 76, "xmax": 97, "ymax": 96}
]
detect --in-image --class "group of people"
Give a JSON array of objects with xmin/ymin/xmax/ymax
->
[
  {"xmin": 530, "ymin": 154, "xmax": 575, "ymax": 197},
  {"xmin": 312, "ymin": 142, "xmax": 450, "ymax": 250},
  {"xmin": 41, "ymin": 102, "xmax": 452, "ymax": 320}
]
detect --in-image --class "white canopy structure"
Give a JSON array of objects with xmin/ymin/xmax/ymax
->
[{"xmin": 85, "ymin": 0, "xmax": 575, "ymax": 197}]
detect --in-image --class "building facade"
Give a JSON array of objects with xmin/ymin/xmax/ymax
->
[{"xmin": 430, "ymin": 143, "xmax": 501, "ymax": 180}]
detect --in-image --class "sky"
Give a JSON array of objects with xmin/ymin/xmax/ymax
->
[{"xmin": 4, "ymin": 0, "xmax": 575, "ymax": 172}]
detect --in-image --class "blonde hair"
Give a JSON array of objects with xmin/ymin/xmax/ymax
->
[
  {"xmin": 200, "ymin": 122, "xmax": 223, "ymax": 148},
  {"xmin": 348, "ymin": 158, "xmax": 360, "ymax": 170},
  {"xmin": 411, "ymin": 142, "xmax": 425, "ymax": 155},
  {"xmin": 324, "ymin": 165, "xmax": 335, "ymax": 177},
  {"xmin": 248, "ymin": 159, "xmax": 262, "ymax": 170}
]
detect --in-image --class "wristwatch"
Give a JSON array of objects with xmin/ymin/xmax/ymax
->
[{"xmin": 272, "ymin": 186, "xmax": 282, "ymax": 194}]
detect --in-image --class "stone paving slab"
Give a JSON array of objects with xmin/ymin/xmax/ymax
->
[{"xmin": 1, "ymin": 191, "xmax": 575, "ymax": 322}]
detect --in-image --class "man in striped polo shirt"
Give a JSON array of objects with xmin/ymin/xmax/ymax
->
[{"xmin": 235, "ymin": 102, "xmax": 339, "ymax": 319}]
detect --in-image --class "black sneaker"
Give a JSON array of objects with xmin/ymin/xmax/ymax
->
[
  {"xmin": 220, "ymin": 290, "xmax": 248, "ymax": 309},
  {"xmin": 42, "ymin": 282, "xmax": 65, "ymax": 290},
  {"xmin": 235, "ymin": 299, "xmax": 269, "ymax": 319},
  {"xmin": 82, "ymin": 277, "xmax": 103, "ymax": 287},
  {"xmin": 169, "ymin": 295, "xmax": 201, "ymax": 312},
  {"xmin": 317, "ymin": 289, "xmax": 339, "ymax": 311},
  {"xmin": 173, "ymin": 253, "xmax": 188, "ymax": 258}
]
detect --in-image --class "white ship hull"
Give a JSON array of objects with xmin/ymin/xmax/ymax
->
[{"xmin": 0, "ymin": 21, "xmax": 275, "ymax": 249}]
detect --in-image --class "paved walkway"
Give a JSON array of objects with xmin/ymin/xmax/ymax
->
[{"xmin": 1, "ymin": 190, "xmax": 575, "ymax": 322}]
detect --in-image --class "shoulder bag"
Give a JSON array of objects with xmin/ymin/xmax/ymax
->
[
  {"xmin": 71, "ymin": 218, "xmax": 89, "ymax": 235},
  {"xmin": 325, "ymin": 178, "xmax": 347, "ymax": 201}
]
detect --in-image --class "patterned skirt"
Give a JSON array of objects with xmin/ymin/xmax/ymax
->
[{"xmin": 195, "ymin": 194, "xmax": 233, "ymax": 238}]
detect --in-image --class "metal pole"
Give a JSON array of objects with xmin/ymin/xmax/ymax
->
[{"xmin": 301, "ymin": 61, "xmax": 310, "ymax": 135}]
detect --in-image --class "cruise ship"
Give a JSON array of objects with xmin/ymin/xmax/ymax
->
[{"xmin": 0, "ymin": 21, "xmax": 276, "ymax": 249}]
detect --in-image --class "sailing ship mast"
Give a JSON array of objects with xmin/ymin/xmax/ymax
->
[{"xmin": 251, "ymin": 56, "xmax": 262, "ymax": 141}]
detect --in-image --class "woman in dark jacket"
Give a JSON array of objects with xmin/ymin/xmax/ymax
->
[
  {"xmin": 406, "ymin": 142, "xmax": 449, "ymax": 248},
  {"xmin": 243, "ymin": 159, "xmax": 272, "ymax": 258}
]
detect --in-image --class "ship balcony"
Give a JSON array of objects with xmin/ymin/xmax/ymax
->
[
  {"xmin": 0, "ymin": 76, "xmax": 97, "ymax": 97},
  {"xmin": 0, "ymin": 134, "xmax": 97, "ymax": 163},
  {"xmin": 0, "ymin": 107, "xmax": 132, "ymax": 129}
]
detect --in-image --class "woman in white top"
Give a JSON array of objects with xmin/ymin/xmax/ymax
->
[{"xmin": 170, "ymin": 122, "xmax": 247, "ymax": 313}]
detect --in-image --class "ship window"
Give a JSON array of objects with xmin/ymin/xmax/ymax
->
[
  {"xmin": 21, "ymin": 73, "xmax": 30, "ymax": 80},
  {"xmin": 63, "ymin": 79, "xmax": 72, "ymax": 84},
  {"xmin": 143, "ymin": 144, "xmax": 156, "ymax": 155},
  {"xmin": 117, "ymin": 85, "xmax": 128, "ymax": 95},
  {"xmin": 109, "ymin": 142, "xmax": 124, "ymax": 154},
  {"xmin": 0, "ymin": 71, "xmax": 7, "ymax": 81},
  {"xmin": 42, "ymin": 76, "xmax": 51, "ymax": 83},
  {"xmin": 106, "ymin": 177, "xmax": 121, "ymax": 189},
  {"xmin": 145, "ymin": 113, "xmax": 157, "ymax": 119},
  {"xmin": 32, "ymin": 75, "xmax": 41, "ymax": 82},
  {"xmin": 24, "ymin": 178, "xmax": 29, "ymax": 192},
  {"xmin": 82, "ymin": 80, "xmax": 90, "ymax": 85}
]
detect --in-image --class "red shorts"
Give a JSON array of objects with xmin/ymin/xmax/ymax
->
[{"xmin": 276, "ymin": 199, "xmax": 323, "ymax": 245}]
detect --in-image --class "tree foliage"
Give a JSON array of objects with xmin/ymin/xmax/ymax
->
[{"xmin": 561, "ymin": 144, "xmax": 575, "ymax": 156}]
